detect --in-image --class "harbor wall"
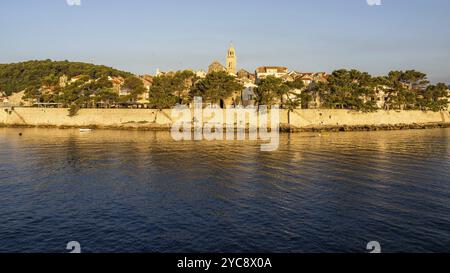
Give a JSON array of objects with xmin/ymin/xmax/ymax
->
[
  {"xmin": 0, "ymin": 107, "xmax": 449, "ymax": 130},
  {"xmin": 288, "ymin": 109, "xmax": 449, "ymax": 127}
]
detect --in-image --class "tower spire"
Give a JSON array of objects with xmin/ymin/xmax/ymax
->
[{"xmin": 226, "ymin": 43, "xmax": 237, "ymax": 75}]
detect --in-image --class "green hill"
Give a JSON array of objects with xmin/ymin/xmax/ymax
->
[{"xmin": 0, "ymin": 59, "xmax": 132, "ymax": 96}]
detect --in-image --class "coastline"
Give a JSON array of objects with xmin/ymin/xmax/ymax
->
[
  {"xmin": 1, "ymin": 122, "xmax": 449, "ymax": 133},
  {"xmin": 1, "ymin": 108, "xmax": 449, "ymax": 133},
  {"xmin": 282, "ymin": 122, "xmax": 450, "ymax": 132}
]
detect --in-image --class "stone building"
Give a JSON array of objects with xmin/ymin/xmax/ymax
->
[
  {"xmin": 241, "ymin": 82, "xmax": 258, "ymax": 107},
  {"xmin": 255, "ymin": 66, "xmax": 289, "ymax": 80},
  {"xmin": 108, "ymin": 76, "xmax": 125, "ymax": 94},
  {"xmin": 292, "ymin": 72, "xmax": 328, "ymax": 85},
  {"xmin": 195, "ymin": 70, "xmax": 207, "ymax": 78},
  {"xmin": 137, "ymin": 75, "xmax": 153, "ymax": 104},
  {"xmin": 237, "ymin": 69, "xmax": 256, "ymax": 83},
  {"xmin": 207, "ymin": 44, "xmax": 238, "ymax": 75},
  {"xmin": 208, "ymin": 61, "xmax": 226, "ymax": 74},
  {"xmin": 59, "ymin": 75, "xmax": 68, "ymax": 88},
  {"xmin": 374, "ymin": 86, "xmax": 388, "ymax": 109},
  {"xmin": 155, "ymin": 69, "xmax": 176, "ymax": 77},
  {"xmin": 226, "ymin": 43, "xmax": 237, "ymax": 75}
]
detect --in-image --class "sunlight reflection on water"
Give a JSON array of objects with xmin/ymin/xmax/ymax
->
[{"xmin": 0, "ymin": 128, "xmax": 449, "ymax": 253}]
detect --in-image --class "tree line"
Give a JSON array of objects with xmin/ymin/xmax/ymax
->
[
  {"xmin": 22, "ymin": 73, "xmax": 145, "ymax": 116},
  {"xmin": 149, "ymin": 71, "xmax": 243, "ymax": 110},
  {"xmin": 1, "ymin": 60, "xmax": 448, "ymax": 113},
  {"xmin": 148, "ymin": 69, "xmax": 448, "ymax": 112},
  {"xmin": 0, "ymin": 60, "xmax": 131, "ymax": 96},
  {"xmin": 255, "ymin": 69, "xmax": 449, "ymax": 112}
]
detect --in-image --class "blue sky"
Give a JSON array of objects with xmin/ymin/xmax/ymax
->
[{"xmin": 0, "ymin": 0, "xmax": 449, "ymax": 83}]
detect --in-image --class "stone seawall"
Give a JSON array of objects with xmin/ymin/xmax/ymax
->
[
  {"xmin": 1, "ymin": 107, "xmax": 449, "ymax": 131},
  {"xmin": 287, "ymin": 109, "xmax": 449, "ymax": 129},
  {"xmin": 0, "ymin": 108, "xmax": 174, "ymax": 130}
]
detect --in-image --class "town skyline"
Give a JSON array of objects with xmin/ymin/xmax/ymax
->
[{"xmin": 1, "ymin": 0, "xmax": 450, "ymax": 83}]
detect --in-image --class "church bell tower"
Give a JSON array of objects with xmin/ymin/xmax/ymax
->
[{"xmin": 226, "ymin": 43, "xmax": 237, "ymax": 75}]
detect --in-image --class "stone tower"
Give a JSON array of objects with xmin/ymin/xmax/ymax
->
[{"xmin": 226, "ymin": 43, "xmax": 237, "ymax": 75}]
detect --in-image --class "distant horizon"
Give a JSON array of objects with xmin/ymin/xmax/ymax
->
[{"xmin": 1, "ymin": 0, "xmax": 449, "ymax": 83}]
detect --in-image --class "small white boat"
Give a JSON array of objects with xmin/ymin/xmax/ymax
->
[{"xmin": 79, "ymin": 128, "xmax": 92, "ymax": 133}]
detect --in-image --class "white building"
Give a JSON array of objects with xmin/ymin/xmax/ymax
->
[
  {"xmin": 255, "ymin": 66, "xmax": 288, "ymax": 80},
  {"xmin": 195, "ymin": 70, "xmax": 207, "ymax": 78},
  {"xmin": 374, "ymin": 86, "xmax": 388, "ymax": 109},
  {"xmin": 241, "ymin": 82, "xmax": 258, "ymax": 107}
]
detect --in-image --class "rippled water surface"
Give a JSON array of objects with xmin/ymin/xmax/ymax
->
[{"xmin": 0, "ymin": 128, "xmax": 449, "ymax": 253}]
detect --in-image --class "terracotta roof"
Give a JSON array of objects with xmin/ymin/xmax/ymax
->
[
  {"xmin": 256, "ymin": 66, "xmax": 288, "ymax": 73},
  {"xmin": 110, "ymin": 76, "xmax": 125, "ymax": 85}
]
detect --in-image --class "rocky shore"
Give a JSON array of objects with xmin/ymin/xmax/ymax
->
[
  {"xmin": 280, "ymin": 122, "xmax": 450, "ymax": 132},
  {"xmin": 2, "ymin": 122, "xmax": 449, "ymax": 133}
]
